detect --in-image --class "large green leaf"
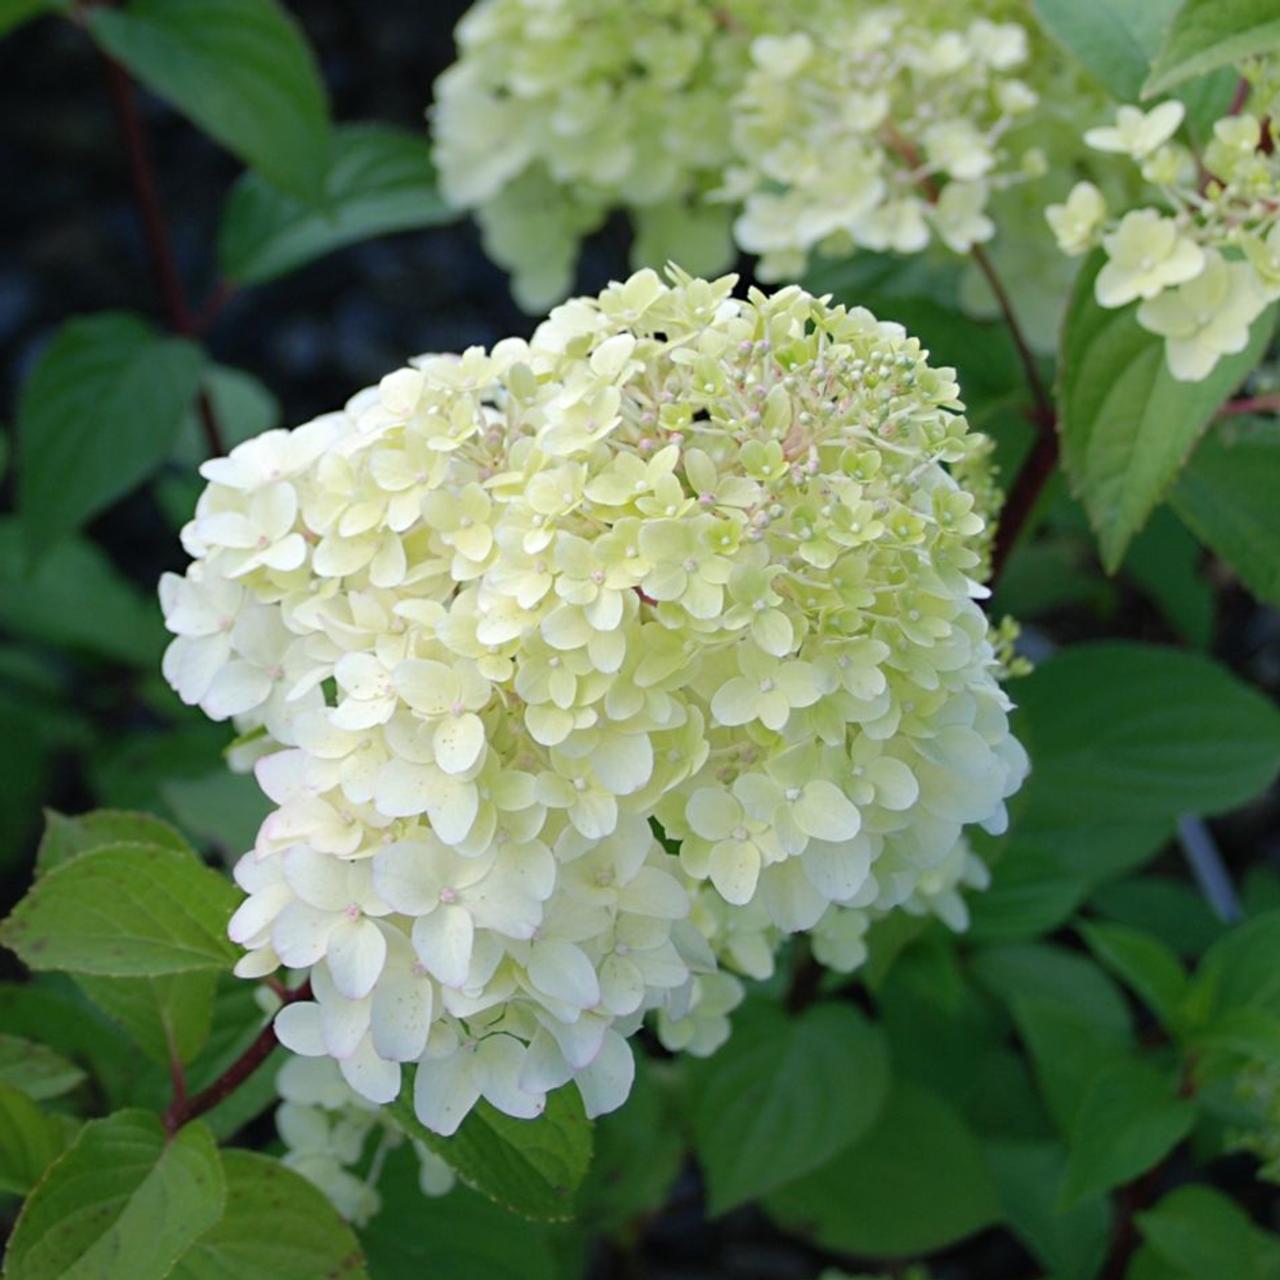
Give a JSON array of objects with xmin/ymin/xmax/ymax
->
[
  {"xmin": 765, "ymin": 1080, "xmax": 1002, "ymax": 1258},
  {"xmin": 390, "ymin": 1078, "xmax": 593, "ymax": 1222},
  {"xmin": 170, "ymin": 1149, "xmax": 367, "ymax": 1279},
  {"xmin": 1187, "ymin": 910, "xmax": 1280, "ymax": 1022},
  {"xmin": 1146, "ymin": 0, "xmax": 1280, "ymax": 96},
  {"xmin": 360, "ymin": 1145, "xmax": 571, "ymax": 1280},
  {"xmin": 75, "ymin": 971, "xmax": 216, "ymax": 1066},
  {"xmin": 1057, "ymin": 252, "xmax": 1274, "ymax": 571},
  {"xmin": 0, "ymin": 1033, "xmax": 86, "ymax": 1101},
  {"xmin": 0, "ymin": 1082, "xmax": 78, "ymax": 1195},
  {"xmin": 0, "ymin": 519, "xmax": 166, "ymax": 665},
  {"xmin": 17, "ymin": 312, "xmax": 203, "ymax": 555},
  {"xmin": 5, "ymin": 1111, "xmax": 225, "ymax": 1280},
  {"xmin": 1138, "ymin": 1185, "xmax": 1280, "ymax": 1279},
  {"xmin": 691, "ymin": 1000, "xmax": 889, "ymax": 1214},
  {"xmin": 87, "ymin": 0, "xmax": 330, "ymax": 200},
  {"xmin": 219, "ymin": 124, "xmax": 453, "ymax": 285},
  {"xmin": 1172, "ymin": 418, "xmax": 1280, "ymax": 607},
  {"xmin": 986, "ymin": 1140, "xmax": 1113, "ymax": 1280},
  {"xmin": 1060, "ymin": 1060, "xmax": 1196, "ymax": 1207},
  {"xmin": 0, "ymin": 842, "xmax": 240, "ymax": 977},
  {"xmin": 36, "ymin": 807, "xmax": 191, "ymax": 877},
  {"xmin": 1079, "ymin": 920, "xmax": 1188, "ymax": 1030},
  {"xmin": 1013, "ymin": 643, "xmax": 1280, "ymax": 826},
  {"xmin": 577, "ymin": 1057, "xmax": 683, "ymax": 1232},
  {"xmin": 1031, "ymin": 0, "xmax": 1178, "ymax": 100}
]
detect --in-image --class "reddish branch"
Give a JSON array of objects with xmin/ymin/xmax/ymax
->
[
  {"xmin": 98, "ymin": 49, "xmax": 227, "ymax": 456},
  {"xmin": 164, "ymin": 979, "xmax": 312, "ymax": 1135},
  {"xmin": 1217, "ymin": 392, "xmax": 1280, "ymax": 418}
]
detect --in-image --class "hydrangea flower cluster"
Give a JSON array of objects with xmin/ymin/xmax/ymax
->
[
  {"xmin": 722, "ymin": 8, "xmax": 1040, "ymax": 281},
  {"xmin": 160, "ymin": 269, "xmax": 1027, "ymax": 1139},
  {"xmin": 1047, "ymin": 71, "xmax": 1280, "ymax": 381},
  {"xmin": 432, "ymin": 0, "xmax": 760, "ymax": 310},
  {"xmin": 432, "ymin": 0, "xmax": 1044, "ymax": 310}
]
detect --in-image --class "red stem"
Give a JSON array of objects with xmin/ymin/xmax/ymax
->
[
  {"xmin": 164, "ymin": 979, "xmax": 312, "ymax": 1135},
  {"xmin": 1218, "ymin": 392, "xmax": 1280, "ymax": 417},
  {"xmin": 98, "ymin": 48, "xmax": 227, "ymax": 456},
  {"xmin": 990, "ymin": 426, "xmax": 1058, "ymax": 588}
]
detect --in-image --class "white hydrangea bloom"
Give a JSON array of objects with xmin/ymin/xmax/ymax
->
[
  {"xmin": 163, "ymin": 270, "xmax": 1027, "ymax": 1135},
  {"xmin": 1045, "ymin": 181, "xmax": 1106, "ymax": 257}
]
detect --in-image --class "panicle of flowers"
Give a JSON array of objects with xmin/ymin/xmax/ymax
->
[
  {"xmin": 722, "ymin": 5, "xmax": 1040, "ymax": 281},
  {"xmin": 160, "ymin": 268, "xmax": 1027, "ymax": 1139},
  {"xmin": 1047, "ymin": 64, "xmax": 1280, "ymax": 382},
  {"xmin": 431, "ymin": 0, "xmax": 760, "ymax": 311},
  {"xmin": 431, "ymin": 0, "xmax": 1043, "ymax": 311}
]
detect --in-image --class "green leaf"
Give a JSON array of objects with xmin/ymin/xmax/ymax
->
[
  {"xmin": 1137, "ymin": 1184, "xmax": 1280, "ymax": 1279},
  {"xmin": 75, "ymin": 971, "xmax": 216, "ymax": 1066},
  {"xmin": 17, "ymin": 312, "xmax": 203, "ymax": 554},
  {"xmin": 1188, "ymin": 910, "xmax": 1280, "ymax": 1021},
  {"xmin": 973, "ymin": 942, "xmax": 1134, "ymax": 1133},
  {"xmin": 170, "ymin": 1149, "xmax": 367, "ymax": 1278},
  {"xmin": 765, "ymin": 1079, "xmax": 1001, "ymax": 1258},
  {"xmin": 1090, "ymin": 876, "xmax": 1226, "ymax": 957},
  {"xmin": 360, "ymin": 1145, "xmax": 571, "ymax": 1280},
  {"xmin": 0, "ymin": 1082, "xmax": 78, "ymax": 1195},
  {"xmin": 1013, "ymin": 643, "xmax": 1280, "ymax": 826},
  {"xmin": 161, "ymin": 769, "xmax": 273, "ymax": 860},
  {"xmin": 1080, "ymin": 921, "xmax": 1189, "ymax": 1029},
  {"xmin": 389, "ymin": 1077, "xmax": 593, "ymax": 1222},
  {"xmin": 969, "ymin": 845, "xmax": 1091, "ymax": 943},
  {"xmin": 219, "ymin": 123, "xmax": 453, "ymax": 285},
  {"xmin": 986, "ymin": 1140, "xmax": 1113, "ymax": 1280},
  {"xmin": 0, "ymin": 518, "xmax": 166, "ymax": 665},
  {"xmin": 1031, "ymin": 0, "xmax": 1178, "ymax": 100},
  {"xmin": 1057, "ymin": 252, "xmax": 1274, "ymax": 571},
  {"xmin": 1123, "ymin": 506, "xmax": 1215, "ymax": 648},
  {"xmin": 1172, "ymin": 417, "xmax": 1280, "ymax": 606},
  {"xmin": 0, "ymin": 0, "xmax": 53, "ymax": 37},
  {"xmin": 5, "ymin": 1111, "xmax": 225, "ymax": 1280},
  {"xmin": 37, "ymin": 807, "xmax": 191, "ymax": 876},
  {"xmin": 0, "ymin": 842, "xmax": 240, "ymax": 977},
  {"xmin": 87, "ymin": 0, "xmax": 330, "ymax": 200},
  {"xmin": 577, "ymin": 1057, "xmax": 683, "ymax": 1232},
  {"xmin": 1060, "ymin": 1059, "xmax": 1196, "ymax": 1207},
  {"xmin": 691, "ymin": 1000, "xmax": 889, "ymax": 1214},
  {"xmin": 1145, "ymin": 0, "xmax": 1280, "ymax": 96},
  {"xmin": 0, "ymin": 1033, "xmax": 86, "ymax": 1100}
]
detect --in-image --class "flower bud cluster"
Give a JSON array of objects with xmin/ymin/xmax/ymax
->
[
  {"xmin": 432, "ymin": 0, "xmax": 1041, "ymax": 310},
  {"xmin": 161, "ymin": 269, "xmax": 1026, "ymax": 1136},
  {"xmin": 1048, "ymin": 70, "xmax": 1280, "ymax": 381}
]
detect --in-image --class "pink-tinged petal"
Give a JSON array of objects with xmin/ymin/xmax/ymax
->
[
  {"xmin": 274, "ymin": 1001, "xmax": 326, "ymax": 1056},
  {"xmin": 327, "ymin": 917, "xmax": 387, "ymax": 1000},
  {"xmin": 271, "ymin": 901, "xmax": 336, "ymax": 968},
  {"xmin": 338, "ymin": 1036, "xmax": 401, "ymax": 1105},
  {"xmin": 281, "ymin": 846, "xmax": 351, "ymax": 912},
  {"xmin": 414, "ymin": 1049, "xmax": 482, "ymax": 1136},
  {"xmin": 575, "ymin": 1029, "xmax": 634, "ymax": 1118},
  {"xmin": 411, "ymin": 905, "xmax": 474, "ymax": 989}
]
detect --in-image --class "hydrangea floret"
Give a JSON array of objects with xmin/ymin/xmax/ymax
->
[
  {"xmin": 161, "ymin": 269, "xmax": 1027, "ymax": 1143},
  {"xmin": 1047, "ymin": 67, "xmax": 1280, "ymax": 381}
]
